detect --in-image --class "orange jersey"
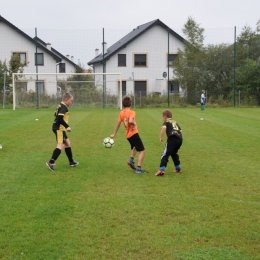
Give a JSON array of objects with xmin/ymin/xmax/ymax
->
[{"xmin": 118, "ymin": 108, "xmax": 138, "ymax": 138}]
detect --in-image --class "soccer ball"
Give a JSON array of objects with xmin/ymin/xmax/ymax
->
[{"xmin": 103, "ymin": 137, "xmax": 114, "ymax": 148}]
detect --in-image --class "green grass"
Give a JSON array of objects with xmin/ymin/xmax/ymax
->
[{"xmin": 0, "ymin": 107, "xmax": 260, "ymax": 260}]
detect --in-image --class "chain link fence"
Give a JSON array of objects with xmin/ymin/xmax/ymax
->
[{"xmin": 1, "ymin": 89, "xmax": 259, "ymax": 109}]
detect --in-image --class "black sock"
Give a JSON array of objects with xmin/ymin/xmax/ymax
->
[
  {"xmin": 50, "ymin": 148, "xmax": 61, "ymax": 164},
  {"xmin": 65, "ymin": 147, "xmax": 73, "ymax": 162}
]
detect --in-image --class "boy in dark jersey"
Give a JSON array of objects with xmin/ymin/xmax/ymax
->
[
  {"xmin": 110, "ymin": 95, "xmax": 146, "ymax": 174},
  {"xmin": 46, "ymin": 93, "xmax": 78, "ymax": 171},
  {"xmin": 155, "ymin": 109, "xmax": 183, "ymax": 176}
]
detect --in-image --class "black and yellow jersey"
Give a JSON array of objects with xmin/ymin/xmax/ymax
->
[
  {"xmin": 162, "ymin": 118, "xmax": 182, "ymax": 139},
  {"xmin": 52, "ymin": 102, "xmax": 69, "ymax": 131}
]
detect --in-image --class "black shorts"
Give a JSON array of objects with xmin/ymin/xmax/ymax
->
[
  {"xmin": 127, "ymin": 133, "xmax": 145, "ymax": 152},
  {"xmin": 53, "ymin": 129, "xmax": 68, "ymax": 144}
]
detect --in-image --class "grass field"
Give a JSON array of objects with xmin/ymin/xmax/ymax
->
[{"xmin": 0, "ymin": 107, "xmax": 260, "ymax": 260}]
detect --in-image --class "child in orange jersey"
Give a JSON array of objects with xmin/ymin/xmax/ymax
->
[{"xmin": 110, "ymin": 95, "xmax": 145, "ymax": 174}]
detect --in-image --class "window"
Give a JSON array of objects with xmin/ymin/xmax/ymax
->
[
  {"xmin": 118, "ymin": 54, "xmax": 126, "ymax": 66},
  {"xmin": 36, "ymin": 81, "xmax": 44, "ymax": 94},
  {"xmin": 59, "ymin": 63, "xmax": 66, "ymax": 73},
  {"xmin": 168, "ymin": 54, "xmax": 178, "ymax": 66},
  {"xmin": 35, "ymin": 53, "xmax": 44, "ymax": 65},
  {"xmin": 169, "ymin": 81, "xmax": 179, "ymax": 93},
  {"xmin": 135, "ymin": 81, "xmax": 147, "ymax": 96},
  {"xmin": 134, "ymin": 54, "xmax": 147, "ymax": 67},
  {"xmin": 12, "ymin": 52, "xmax": 26, "ymax": 64}
]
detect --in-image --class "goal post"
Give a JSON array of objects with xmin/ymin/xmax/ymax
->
[{"xmin": 12, "ymin": 72, "xmax": 122, "ymax": 110}]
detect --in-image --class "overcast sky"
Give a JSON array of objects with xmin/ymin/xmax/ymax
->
[{"xmin": 1, "ymin": 0, "xmax": 260, "ymax": 66}]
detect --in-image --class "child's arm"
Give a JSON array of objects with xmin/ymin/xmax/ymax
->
[
  {"xmin": 159, "ymin": 127, "xmax": 166, "ymax": 143},
  {"xmin": 110, "ymin": 122, "xmax": 121, "ymax": 138},
  {"xmin": 56, "ymin": 115, "xmax": 71, "ymax": 132},
  {"xmin": 129, "ymin": 117, "xmax": 136, "ymax": 131}
]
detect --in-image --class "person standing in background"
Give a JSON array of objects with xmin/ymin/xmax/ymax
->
[{"xmin": 201, "ymin": 90, "xmax": 206, "ymax": 110}]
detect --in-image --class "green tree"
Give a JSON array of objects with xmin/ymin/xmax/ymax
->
[
  {"xmin": 0, "ymin": 55, "xmax": 26, "ymax": 93},
  {"xmin": 236, "ymin": 25, "xmax": 260, "ymax": 61},
  {"xmin": 182, "ymin": 16, "xmax": 205, "ymax": 48},
  {"xmin": 202, "ymin": 44, "xmax": 234, "ymax": 95},
  {"xmin": 236, "ymin": 58, "xmax": 260, "ymax": 104},
  {"xmin": 236, "ymin": 22, "xmax": 260, "ymax": 104},
  {"xmin": 172, "ymin": 17, "xmax": 206, "ymax": 104}
]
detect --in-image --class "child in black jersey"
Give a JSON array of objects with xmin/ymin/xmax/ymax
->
[
  {"xmin": 46, "ymin": 93, "xmax": 78, "ymax": 171},
  {"xmin": 155, "ymin": 109, "xmax": 183, "ymax": 176}
]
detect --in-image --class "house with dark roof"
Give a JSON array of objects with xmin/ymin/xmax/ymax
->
[
  {"xmin": 0, "ymin": 15, "xmax": 78, "ymax": 95},
  {"xmin": 88, "ymin": 19, "xmax": 185, "ymax": 96}
]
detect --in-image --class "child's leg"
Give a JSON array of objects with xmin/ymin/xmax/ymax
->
[
  {"xmin": 155, "ymin": 144, "xmax": 170, "ymax": 176},
  {"xmin": 171, "ymin": 153, "xmax": 180, "ymax": 168},
  {"xmin": 49, "ymin": 148, "xmax": 61, "ymax": 164},
  {"xmin": 159, "ymin": 142, "xmax": 171, "ymax": 170},
  {"xmin": 130, "ymin": 147, "xmax": 137, "ymax": 160},
  {"xmin": 64, "ymin": 138, "xmax": 74, "ymax": 163},
  {"xmin": 137, "ymin": 150, "xmax": 145, "ymax": 167},
  {"xmin": 49, "ymin": 130, "xmax": 64, "ymax": 164},
  {"xmin": 171, "ymin": 139, "xmax": 182, "ymax": 170}
]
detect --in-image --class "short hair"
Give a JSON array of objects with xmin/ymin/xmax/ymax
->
[
  {"xmin": 162, "ymin": 109, "xmax": 172, "ymax": 118},
  {"xmin": 62, "ymin": 92, "xmax": 73, "ymax": 101},
  {"xmin": 202, "ymin": 90, "xmax": 205, "ymax": 93},
  {"xmin": 122, "ymin": 95, "xmax": 132, "ymax": 107}
]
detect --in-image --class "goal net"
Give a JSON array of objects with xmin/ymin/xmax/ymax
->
[{"xmin": 12, "ymin": 73, "xmax": 122, "ymax": 110}]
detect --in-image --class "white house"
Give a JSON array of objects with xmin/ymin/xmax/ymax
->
[
  {"xmin": 88, "ymin": 19, "xmax": 185, "ymax": 96},
  {"xmin": 0, "ymin": 15, "xmax": 79, "ymax": 95}
]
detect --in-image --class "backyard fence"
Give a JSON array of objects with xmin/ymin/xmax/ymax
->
[{"xmin": 1, "ymin": 90, "xmax": 259, "ymax": 109}]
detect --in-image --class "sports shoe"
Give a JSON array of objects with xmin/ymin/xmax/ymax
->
[
  {"xmin": 70, "ymin": 161, "xmax": 79, "ymax": 167},
  {"xmin": 46, "ymin": 161, "xmax": 54, "ymax": 171},
  {"xmin": 127, "ymin": 160, "xmax": 136, "ymax": 170},
  {"xmin": 155, "ymin": 170, "xmax": 165, "ymax": 176},
  {"xmin": 173, "ymin": 168, "xmax": 182, "ymax": 173},
  {"xmin": 135, "ymin": 168, "xmax": 146, "ymax": 174}
]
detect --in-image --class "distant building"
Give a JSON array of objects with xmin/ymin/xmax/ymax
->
[
  {"xmin": 88, "ymin": 19, "xmax": 185, "ymax": 96},
  {"xmin": 0, "ymin": 15, "xmax": 79, "ymax": 95}
]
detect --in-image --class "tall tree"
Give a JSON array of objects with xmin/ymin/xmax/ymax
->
[
  {"xmin": 0, "ymin": 55, "xmax": 26, "ymax": 93},
  {"xmin": 236, "ymin": 22, "xmax": 260, "ymax": 103},
  {"xmin": 173, "ymin": 17, "xmax": 205, "ymax": 104},
  {"xmin": 183, "ymin": 16, "xmax": 205, "ymax": 48}
]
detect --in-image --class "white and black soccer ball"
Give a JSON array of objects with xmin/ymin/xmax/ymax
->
[{"xmin": 103, "ymin": 137, "xmax": 114, "ymax": 148}]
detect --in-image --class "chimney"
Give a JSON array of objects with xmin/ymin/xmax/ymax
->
[
  {"xmin": 46, "ymin": 42, "xmax": 51, "ymax": 50},
  {"xmin": 71, "ymin": 56, "xmax": 74, "ymax": 62},
  {"xmin": 66, "ymin": 55, "xmax": 70, "ymax": 59},
  {"xmin": 95, "ymin": 48, "xmax": 99, "ymax": 57}
]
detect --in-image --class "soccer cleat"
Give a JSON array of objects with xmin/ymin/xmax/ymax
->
[
  {"xmin": 46, "ymin": 161, "xmax": 54, "ymax": 171},
  {"xmin": 173, "ymin": 168, "xmax": 182, "ymax": 173},
  {"xmin": 127, "ymin": 160, "xmax": 136, "ymax": 170},
  {"xmin": 70, "ymin": 161, "xmax": 79, "ymax": 167},
  {"xmin": 135, "ymin": 168, "xmax": 146, "ymax": 174},
  {"xmin": 155, "ymin": 170, "xmax": 165, "ymax": 176}
]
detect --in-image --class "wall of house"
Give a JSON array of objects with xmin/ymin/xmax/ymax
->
[
  {"xmin": 0, "ymin": 22, "xmax": 75, "ymax": 95},
  {"xmin": 93, "ymin": 25, "xmax": 184, "ymax": 96}
]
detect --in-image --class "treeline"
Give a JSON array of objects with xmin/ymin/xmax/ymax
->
[{"xmin": 172, "ymin": 17, "xmax": 260, "ymax": 105}]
